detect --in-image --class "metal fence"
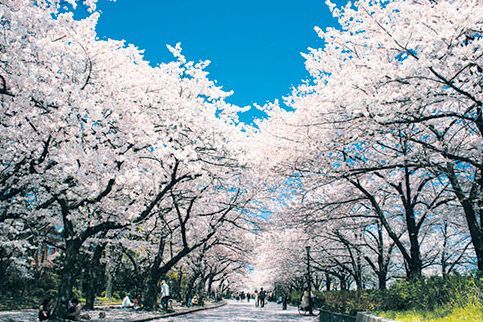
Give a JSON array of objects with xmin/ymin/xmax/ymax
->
[{"xmin": 319, "ymin": 310, "xmax": 356, "ymax": 322}]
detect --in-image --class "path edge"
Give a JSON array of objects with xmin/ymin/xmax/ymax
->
[{"xmin": 132, "ymin": 301, "xmax": 227, "ymax": 321}]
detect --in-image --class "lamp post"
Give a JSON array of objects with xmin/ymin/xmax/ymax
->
[{"xmin": 305, "ymin": 245, "xmax": 314, "ymax": 315}]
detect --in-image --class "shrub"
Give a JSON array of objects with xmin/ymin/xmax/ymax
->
[
  {"xmin": 385, "ymin": 275, "xmax": 482, "ymax": 311},
  {"xmin": 318, "ymin": 290, "xmax": 384, "ymax": 315},
  {"xmin": 312, "ymin": 274, "xmax": 482, "ymax": 316},
  {"xmin": 289, "ymin": 290, "xmax": 301, "ymax": 306}
]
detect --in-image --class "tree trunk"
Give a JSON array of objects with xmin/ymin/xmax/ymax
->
[
  {"xmin": 84, "ymin": 244, "xmax": 105, "ymax": 310},
  {"xmin": 206, "ymin": 274, "xmax": 214, "ymax": 296},
  {"xmin": 104, "ymin": 246, "xmax": 113, "ymax": 300},
  {"xmin": 339, "ymin": 276, "xmax": 347, "ymax": 291},
  {"xmin": 406, "ymin": 222, "xmax": 422, "ymax": 280},
  {"xmin": 461, "ymin": 201, "xmax": 483, "ymax": 273},
  {"xmin": 403, "ymin": 164, "xmax": 423, "ymax": 281},
  {"xmin": 143, "ymin": 274, "xmax": 160, "ymax": 311},
  {"xmin": 218, "ymin": 277, "xmax": 227, "ymax": 298},
  {"xmin": 355, "ymin": 252, "xmax": 363, "ymax": 292},
  {"xmin": 176, "ymin": 268, "xmax": 183, "ymax": 301},
  {"xmin": 52, "ymin": 240, "xmax": 80, "ymax": 319},
  {"xmin": 325, "ymin": 273, "xmax": 331, "ymax": 291},
  {"xmin": 447, "ymin": 166, "xmax": 483, "ymax": 274},
  {"xmin": 184, "ymin": 274, "xmax": 199, "ymax": 306},
  {"xmin": 378, "ymin": 270, "xmax": 387, "ymax": 290},
  {"xmin": 407, "ymin": 241, "xmax": 422, "ymax": 280},
  {"xmin": 197, "ymin": 275, "xmax": 208, "ymax": 306},
  {"xmin": 143, "ymin": 237, "xmax": 165, "ymax": 310}
]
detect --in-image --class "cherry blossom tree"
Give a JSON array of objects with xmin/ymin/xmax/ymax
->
[
  {"xmin": 253, "ymin": 0, "xmax": 482, "ymax": 276},
  {"xmin": 1, "ymin": 0, "xmax": 253, "ymax": 317}
]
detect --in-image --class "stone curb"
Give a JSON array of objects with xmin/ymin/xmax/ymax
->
[
  {"xmin": 356, "ymin": 312, "xmax": 397, "ymax": 322},
  {"xmin": 132, "ymin": 301, "xmax": 227, "ymax": 322}
]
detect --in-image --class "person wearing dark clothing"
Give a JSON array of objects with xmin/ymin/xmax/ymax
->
[
  {"xmin": 38, "ymin": 299, "xmax": 50, "ymax": 321},
  {"xmin": 259, "ymin": 288, "xmax": 266, "ymax": 308},
  {"xmin": 67, "ymin": 298, "xmax": 82, "ymax": 321},
  {"xmin": 282, "ymin": 294, "xmax": 288, "ymax": 310}
]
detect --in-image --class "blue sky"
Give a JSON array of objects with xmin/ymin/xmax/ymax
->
[{"xmin": 85, "ymin": 0, "xmax": 345, "ymax": 122}]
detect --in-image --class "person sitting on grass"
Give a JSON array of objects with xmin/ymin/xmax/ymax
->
[
  {"xmin": 38, "ymin": 299, "xmax": 51, "ymax": 321},
  {"xmin": 67, "ymin": 298, "xmax": 82, "ymax": 321},
  {"xmin": 121, "ymin": 293, "xmax": 133, "ymax": 308}
]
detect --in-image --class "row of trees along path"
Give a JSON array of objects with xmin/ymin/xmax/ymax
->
[{"xmin": 1, "ymin": 0, "xmax": 482, "ymax": 320}]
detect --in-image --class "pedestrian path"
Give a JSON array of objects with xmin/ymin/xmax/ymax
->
[
  {"xmin": 158, "ymin": 300, "xmax": 318, "ymax": 321},
  {"xmin": 0, "ymin": 301, "xmax": 224, "ymax": 322}
]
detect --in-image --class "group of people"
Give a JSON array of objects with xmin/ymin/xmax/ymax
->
[
  {"xmin": 38, "ymin": 297, "xmax": 83, "ymax": 321},
  {"xmin": 254, "ymin": 288, "xmax": 267, "ymax": 308},
  {"xmin": 233, "ymin": 287, "xmax": 310, "ymax": 311},
  {"xmin": 37, "ymin": 280, "xmax": 171, "ymax": 321},
  {"xmin": 120, "ymin": 280, "xmax": 170, "ymax": 311},
  {"xmin": 234, "ymin": 288, "xmax": 267, "ymax": 308},
  {"xmin": 233, "ymin": 290, "xmax": 251, "ymax": 302}
]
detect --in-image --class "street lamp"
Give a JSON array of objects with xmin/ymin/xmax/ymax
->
[{"xmin": 305, "ymin": 245, "xmax": 314, "ymax": 315}]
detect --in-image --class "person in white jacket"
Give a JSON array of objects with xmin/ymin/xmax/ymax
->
[
  {"xmin": 160, "ymin": 280, "xmax": 170, "ymax": 311},
  {"xmin": 121, "ymin": 294, "xmax": 133, "ymax": 308}
]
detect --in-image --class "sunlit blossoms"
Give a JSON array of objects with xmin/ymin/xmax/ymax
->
[
  {"xmin": 0, "ymin": 0, "xmax": 481, "ymax": 318},
  {"xmin": 252, "ymin": 0, "xmax": 482, "ymax": 289}
]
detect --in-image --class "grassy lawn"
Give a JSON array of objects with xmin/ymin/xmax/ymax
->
[
  {"xmin": 378, "ymin": 303, "xmax": 482, "ymax": 322},
  {"xmin": 94, "ymin": 297, "xmax": 122, "ymax": 306}
]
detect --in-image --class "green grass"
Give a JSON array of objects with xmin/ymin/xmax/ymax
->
[
  {"xmin": 94, "ymin": 296, "xmax": 122, "ymax": 306},
  {"xmin": 379, "ymin": 303, "xmax": 482, "ymax": 322}
]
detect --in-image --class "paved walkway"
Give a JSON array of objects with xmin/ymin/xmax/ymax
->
[
  {"xmin": 157, "ymin": 300, "xmax": 318, "ymax": 321},
  {"xmin": 0, "ymin": 302, "xmax": 224, "ymax": 322},
  {"xmin": 0, "ymin": 301, "xmax": 317, "ymax": 321}
]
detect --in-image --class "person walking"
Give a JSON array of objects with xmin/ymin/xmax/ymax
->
[
  {"xmin": 254, "ymin": 290, "xmax": 259, "ymax": 307},
  {"xmin": 259, "ymin": 288, "xmax": 266, "ymax": 308},
  {"xmin": 282, "ymin": 294, "xmax": 288, "ymax": 310},
  {"xmin": 160, "ymin": 280, "xmax": 170, "ymax": 311}
]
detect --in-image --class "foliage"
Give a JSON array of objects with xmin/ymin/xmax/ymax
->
[
  {"xmin": 315, "ymin": 275, "xmax": 482, "ymax": 316},
  {"xmin": 385, "ymin": 275, "xmax": 482, "ymax": 311},
  {"xmin": 379, "ymin": 302, "xmax": 483, "ymax": 322},
  {"xmin": 0, "ymin": 295, "xmax": 41, "ymax": 311},
  {"xmin": 288, "ymin": 290, "xmax": 302, "ymax": 306}
]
